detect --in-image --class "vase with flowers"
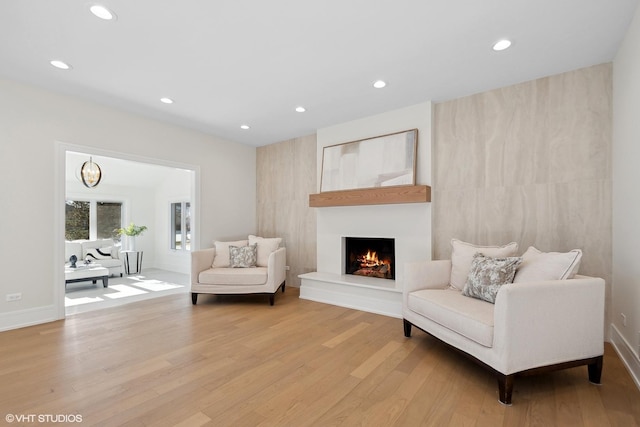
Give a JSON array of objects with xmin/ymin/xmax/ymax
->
[{"xmin": 117, "ymin": 223, "xmax": 148, "ymax": 251}]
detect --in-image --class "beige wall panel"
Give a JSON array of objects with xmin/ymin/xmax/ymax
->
[
  {"xmin": 257, "ymin": 134, "xmax": 317, "ymax": 287},
  {"xmin": 433, "ymin": 63, "xmax": 612, "ymax": 329}
]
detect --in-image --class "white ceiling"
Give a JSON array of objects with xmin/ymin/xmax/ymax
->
[{"xmin": 1, "ymin": 1, "xmax": 638, "ymax": 147}]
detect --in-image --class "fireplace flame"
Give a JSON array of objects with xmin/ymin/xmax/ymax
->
[{"xmin": 357, "ymin": 250, "xmax": 388, "ymax": 268}]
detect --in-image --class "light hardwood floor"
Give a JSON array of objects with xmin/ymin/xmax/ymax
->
[{"xmin": 1, "ymin": 288, "xmax": 638, "ymax": 426}]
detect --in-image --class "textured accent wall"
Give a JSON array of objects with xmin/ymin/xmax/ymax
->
[
  {"xmin": 256, "ymin": 134, "xmax": 317, "ymax": 287},
  {"xmin": 433, "ymin": 63, "xmax": 612, "ymax": 324}
]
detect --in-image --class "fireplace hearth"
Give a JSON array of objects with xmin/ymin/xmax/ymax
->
[{"xmin": 344, "ymin": 237, "xmax": 395, "ymax": 280}]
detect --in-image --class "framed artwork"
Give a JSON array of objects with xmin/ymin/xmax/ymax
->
[{"xmin": 320, "ymin": 129, "xmax": 417, "ymax": 192}]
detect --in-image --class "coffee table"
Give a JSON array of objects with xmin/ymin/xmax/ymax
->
[{"xmin": 65, "ymin": 264, "xmax": 109, "ymax": 288}]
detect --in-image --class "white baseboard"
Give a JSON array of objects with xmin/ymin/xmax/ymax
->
[
  {"xmin": 299, "ymin": 272, "xmax": 402, "ymax": 318},
  {"xmin": 610, "ymin": 324, "xmax": 640, "ymax": 392},
  {"xmin": 0, "ymin": 304, "xmax": 62, "ymax": 332}
]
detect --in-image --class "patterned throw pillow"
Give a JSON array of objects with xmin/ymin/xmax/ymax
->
[
  {"xmin": 229, "ymin": 244, "xmax": 257, "ymax": 268},
  {"xmin": 462, "ymin": 253, "xmax": 522, "ymax": 304},
  {"xmin": 84, "ymin": 247, "xmax": 113, "ymax": 260}
]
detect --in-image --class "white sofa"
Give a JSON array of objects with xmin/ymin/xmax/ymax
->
[
  {"xmin": 191, "ymin": 236, "xmax": 287, "ymax": 306},
  {"xmin": 65, "ymin": 239, "xmax": 123, "ymax": 277},
  {"xmin": 403, "ymin": 246, "xmax": 605, "ymax": 405}
]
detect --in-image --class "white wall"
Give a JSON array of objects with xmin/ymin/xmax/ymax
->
[
  {"xmin": 0, "ymin": 77, "xmax": 256, "ymax": 331},
  {"xmin": 315, "ymin": 102, "xmax": 432, "ymax": 287},
  {"xmin": 612, "ymin": 2, "xmax": 640, "ymax": 385},
  {"xmin": 154, "ymin": 168, "xmax": 193, "ymax": 274}
]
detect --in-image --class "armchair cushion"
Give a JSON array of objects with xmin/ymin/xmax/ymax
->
[
  {"xmin": 514, "ymin": 246, "xmax": 582, "ymax": 282},
  {"xmin": 198, "ymin": 267, "xmax": 267, "ymax": 286},
  {"xmin": 450, "ymin": 239, "xmax": 518, "ymax": 290},
  {"xmin": 408, "ymin": 288, "xmax": 495, "ymax": 347},
  {"xmin": 212, "ymin": 240, "xmax": 248, "ymax": 268}
]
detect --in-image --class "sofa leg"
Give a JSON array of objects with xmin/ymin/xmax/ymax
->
[
  {"xmin": 282, "ymin": 281, "xmax": 286, "ymax": 293},
  {"xmin": 588, "ymin": 355, "xmax": 603, "ymax": 384},
  {"xmin": 403, "ymin": 319, "xmax": 412, "ymax": 338},
  {"xmin": 269, "ymin": 294, "xmax": 275, "ymax": 306},
  {"xmin": 497, "ymin": 374, "xmax": 514, "ymax": 405},
  {"xmin": 191, "ymin": 293, "xmax": 198, "ymax": 305}
]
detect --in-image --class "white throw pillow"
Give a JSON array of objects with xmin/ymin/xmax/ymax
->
[
  {"xmin": 513, "ymin": 246, "xmax": 582, "ymax": 282},
  {"xmin": 212, "ymin": 240, "xmax": 248, "ymax": 268},
  {"xmin": 248, "ymin": 235, "xmax": 282, "ymax": 267},
  {"xmin": 450, "ymin": 239, "xmax": 519, "ymax": 290}
]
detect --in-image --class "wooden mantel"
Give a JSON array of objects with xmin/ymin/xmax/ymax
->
[{"xmin": 309, "ymin": 185, "xmax": 431, "ymax": 207}]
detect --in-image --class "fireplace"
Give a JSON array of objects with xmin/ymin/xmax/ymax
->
[{"xmin": 344, "ymin": 237, "xmax": 395, "ymax": 280}]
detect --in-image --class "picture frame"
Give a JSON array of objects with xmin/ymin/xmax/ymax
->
[{"xmin": 320, "ymin": 129, "xmax": 418, "ymax": 192}]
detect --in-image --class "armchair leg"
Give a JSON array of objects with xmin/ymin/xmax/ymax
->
[
  {"xmin": 282, "ymin": 281, "xmax": 286, "ymax": 293},
  {"xmin": 588, "ymin": 355, "xmax": 603, "ymax": 384},
  {"xmin": 269, "ymin": 294, "xmax": 275, "ymax": 306},
  {"xmin": 191, "ymin": 293, "xmax": 198, "ymax": 305},
  {"xmin": 497, "ymin": 374, "xmax": 514, "ymax": 405},
  {"xmin": 403, "ymin": 319, "xmax": 412, "ymax": 338}
]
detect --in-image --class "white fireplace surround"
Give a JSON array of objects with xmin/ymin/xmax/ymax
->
[
  {"xmin": 299, "ymin": 102, "xmax": 433, "ymax": 317},
  {"xmin": 300, "ymin": 203, "xmax": 431, "ymax": 317}
]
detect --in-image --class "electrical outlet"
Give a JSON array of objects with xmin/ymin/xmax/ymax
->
[
  {"xmin": 285, "ymin": 265, "xmax": 290, "ymax": 271},
  {"xmin": 6, "ymin": 293, "xmax": 22, "ymax": 302},
  {"xmin": 621, "ymin": 313, "xmax": 627, "ymax": 327}
]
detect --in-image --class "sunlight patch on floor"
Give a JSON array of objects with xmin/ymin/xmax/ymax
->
[
  {"xmin": 64, "ymin": 268, "xmax": 189, "ymax": 315},
  {"xmin": 104, "ymin": 284, "xmax": 149, "ymax": 299},
  {"xmin": 127, "ymin": 277, "xmax": 183, "ymax": 291},
  {"xmin": 64, "ymin": 296, "xmax": 105, "ymax": 306}
]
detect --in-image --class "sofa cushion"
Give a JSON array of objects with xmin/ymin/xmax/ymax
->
[
  {"xmin": 450, "ymin": 239, "xmax": 518, "ymax": 290},
  {"xmin": 229, "ymin": 244, "xmax": 257, "ymax": 268},
  {"xmin": 408, "ymin": 288, "xmax": 495, "ymax": 347},
  {"xmin": 513, "ymin": 246, "xmax": 582, "ymax": 282},
  {"xmin": 198, "ymin": 267, "xmax": 268, "ymax": 286},
  {"xmin": 249, "ymin": 235, "xmax": 282, "ymax": 267},
  {"xmin": 462, "ymin": 253, "xmax": 522, "ymax": 303},
  {"xmin": 91, "ymin": 258, "xmax": 122, "ymax": 269},
  {"xmin": 212, "ymin": 240, "xmax": 249, "ymax": 268}
]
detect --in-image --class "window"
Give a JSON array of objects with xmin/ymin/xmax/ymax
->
[
  {"xmin": 65, "ymin": 201, "xmax": 90, "ymax": 240},
  {"xmin": 65, "ymin": 200, "xmax": 122, "ymax": 240},
  {"xmin": 171, "ymin": 202, "xmax": 191, "ymax": 250},
  {"xmin": 97, "ymin": 202, "xmax": 123, "ymax": 239}
]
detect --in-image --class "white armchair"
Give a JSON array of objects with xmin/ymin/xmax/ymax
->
[{"xmin": 191, "ymin": 237, "xmax": 286, "ymax": 306}]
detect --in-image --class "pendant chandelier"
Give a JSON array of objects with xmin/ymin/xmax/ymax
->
[{"xmin": 80, "ymin": 157, "xmax": 102, "ymax": 188}]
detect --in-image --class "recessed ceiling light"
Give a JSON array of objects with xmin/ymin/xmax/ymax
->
[
  {"xmin": 373, "ymin": 80, "xmax": 386, "ymax": 89},
  {"xmin": 50, "ymin": 60, "xmax": 71, "ymax": 70},
  {"xmin": 160, "ymin": 97, "xmax": 174, "ymax": 104},
  {"xmin": 90, "ymin": 5, "xmax": 116, "ymax": 20},
  {"xmin": 493, "ymin": 39, "xmax": 512, "ymax": 51},
  {"xmin": 295, "ymin": 106, "xmax": 306, "ymax": 113},
  {"xmin": 240, "ymin": 124, "xmax": 250, "ymax": 130}
]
